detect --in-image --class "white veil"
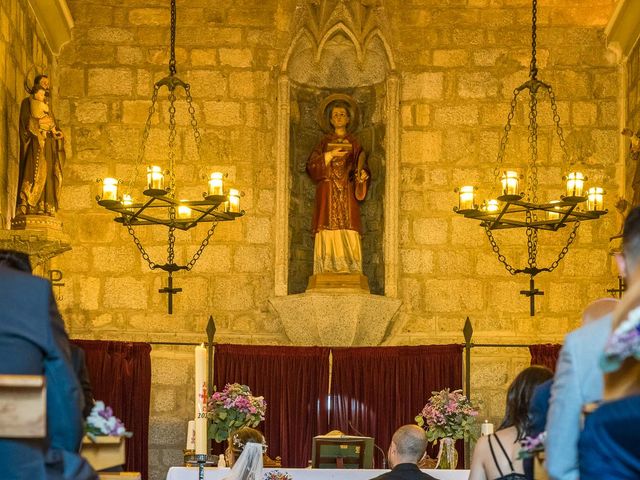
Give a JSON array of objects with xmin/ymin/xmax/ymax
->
[{"xmin": 222, "ymin": 442, "xmax": 264, "ymax": 480}]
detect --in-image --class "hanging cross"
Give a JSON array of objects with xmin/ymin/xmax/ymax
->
[
  {"xmin": 159, "ymin": 273, "xmax": 182, "ymax": 314},
  {"xmin": 520, "ymin": 277, "xmax": 544, "ymax": 316},
  {"xmin": 606, "ymin": 276, "xmax": 626, "ymax": 299}
]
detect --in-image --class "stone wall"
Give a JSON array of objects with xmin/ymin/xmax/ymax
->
[
  {"xmin": 626, "ymin": 36, "xmax": 640, "ymax": 203},
  {"xmin": 0, "ymin": 0, "xmax": 54, "ymax": 228},
  {"xmin": 49, "ymin": 1, "xmax": 620, "ymax": 478}
]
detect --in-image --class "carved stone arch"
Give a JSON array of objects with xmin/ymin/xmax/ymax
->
[
  {"xmin": 316, "ymin": 22, "xmax": 364, "ymax": 64},
  {"xmin": 273, "ymin": 1, "xmax": 400, "ymax": 300}
]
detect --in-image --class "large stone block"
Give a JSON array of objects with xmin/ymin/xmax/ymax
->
[
  {"xmin": 423, "ymin": 278, "xmax": 484, "ymax": 312},
  {"xmin": 413, "ymin": 217, "xmax": 448, "ymax": 245},
  {"xmin": 233, "ymin": 245, "xmax": 271, "ymax": 273},
  {"xmin": 88, "ymin": 69, "xmax": 133, "ymax": 96},
  {"xmin": 74, "ymin": 101, "xmax": 108, "ymax": 123},
  {"xmin": 432, "ymin": 49, "xmax": 469, "ymax": 68},
  {"xmin": 434, "ymin": 105, "xmax": 479, "ymax": 126},
  {"xmin": 87, "ymin": 26, "xmax": 134, "ymax": 44},
  {"xmin": 103, "ymin": 277, "xmax": 148, "ymax": 310},
  {"xmin": 229, "ymin": 71, "xmax": 270, "ymax": 99},
  {"xmin": 400, "ymin": 248, "xmax": 434, "ymax": 274},
  {"xmin": 401, "ymin": 131, "xmax": 442, "ymax": 164},
  {"xmin": 219, "ymin": 48, "xmax": 253, "ymax": 68},
  {"xmin": 244, "ymin": 216, "xmax": 271, "ymax": 244},
  {"xmin": 401, "ymin": 72, "xmax": 444, "ymax": 101},
  {"xmin": 203, "ymin": 101, "xmax": 242, "ymax": 126},
  {"xmin": 128, "ymin": 8, "xmax": 169, "ymax": 26}
]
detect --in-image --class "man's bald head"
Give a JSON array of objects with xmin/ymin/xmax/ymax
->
[
  {"xmin": 390, "ymin": 425, "xmax": 428, "ymax": 463},
  {"xmin": 582, "ymin": 297, "xmax": 619, "ymax": 326}
]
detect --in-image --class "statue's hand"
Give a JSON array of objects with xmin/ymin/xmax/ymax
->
[
  {"xmin": 53, "ymin": 130, "xmax": 64, "ymax": 139},
  {"xmin": 358, "ymin": 170, "xmax": 369, "ymax": 182}
]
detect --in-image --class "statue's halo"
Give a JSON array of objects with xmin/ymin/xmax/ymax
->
[{"xmin": 317, "ymin": 93, "xmax": 360, "ymax": 133}]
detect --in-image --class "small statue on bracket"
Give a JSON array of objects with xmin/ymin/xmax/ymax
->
[{"xmin": 15, "ymin": 72, "xmax": 65, "ymax": 220}]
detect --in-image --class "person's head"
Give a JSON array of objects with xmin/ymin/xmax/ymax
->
[
  {"xmin": 329, "ymin": 102, "xmax": 351, "ymax": 130},
  {"xmin": 387, "ymin": 424, "xmax": 428, "ymax": 468},
  {"xmin": 226, "ymin": 427, "xmax": 265, "ymax": 466},
  {"xmin": 582, "ymin": 297, "xmax": 619, "ymax": 326},
  {"xmin": 33, "ymin": 85, "xmax": 46, "ymax": 102},
  {"xmin": 616, "ymin": 206, "xmax": 640, "ymax": 284},
  {"xmin": 499, "ymin": 365, "xmax": 553, "ymax": 439},
  {"xmin": 33, "ymin": 74, "xmax": 49, "ymax": 92},
  {"xmin": 0, "ymin": 250, "xmax": 32, "ymax": 273}
]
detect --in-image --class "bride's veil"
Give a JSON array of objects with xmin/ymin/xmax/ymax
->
[{"xmin": 222, "ymin": 442, "xmax": 264, "ymax": 480}]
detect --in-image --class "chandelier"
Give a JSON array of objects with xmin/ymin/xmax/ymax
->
[
  {"xmin": 453, "ymin": 0, "xmax": 607, "ymax": 316},
  {"xmin": 96, "ymin": 0, "xmax": 244, "ymax": 314}
]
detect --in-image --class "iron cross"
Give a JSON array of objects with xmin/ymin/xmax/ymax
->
[
  {"xmin": 159, "ymin": 272, "xmax": 182, "ymax": 314},
  {"xmin": 520, "ymin": 277, "xmax": 544, "ymax": 316},
  {"xmin": 606, "ymin": 276, "xmax": 626, "ymax": 299}
]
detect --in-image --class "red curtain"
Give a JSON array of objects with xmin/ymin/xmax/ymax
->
[
  {"xmin": 213, "ymin": 344, "xmax": 330, "ymax": 467},
  {"xmin": 529, "ymin": 344, "xmax": 562, "ymax": 373},
  {"xmin": 72, "ymin": 340, "xmax": 151, "ymax": 480},
  {"xmin": 330, "ymin": 345, "xmax": 464, "ymax": 468}
]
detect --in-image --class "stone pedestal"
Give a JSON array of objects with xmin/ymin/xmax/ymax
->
[
  {"xmin": 0, "ymin": 220, "xmax": 71, "ymax": 266},
  {"xmin": 269, "ymin": 292, "xmax": 401, "ymax": 346},
  {"xmin": 306, "ymin": 273, "xmax": 370, "ymax": 293}
]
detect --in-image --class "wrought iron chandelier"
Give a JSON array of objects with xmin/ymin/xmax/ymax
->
[
  {"xmin": 96, "ymin": 0, "xmax": 244, "ymax": 314},
  {"xmin": 453, "ymin": 0, "xmax": 607, "ymax": 316}
]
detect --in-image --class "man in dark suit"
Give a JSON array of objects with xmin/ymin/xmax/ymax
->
[
  {"xmin": 370, "ymin": 425, "xmax": 437, "ymax": 480},
  {"xmin": 0, "ymin": 251, "xmax": 96, "ymax": 479}
]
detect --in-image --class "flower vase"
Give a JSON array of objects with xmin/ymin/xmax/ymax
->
[{"xmin": 436, "ymin": 438, "xmax": 458, "ymax": 469}]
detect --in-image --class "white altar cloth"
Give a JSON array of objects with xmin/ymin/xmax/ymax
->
[{"xmin": 166, "ymin": 467, "xmax": 470, "ymax": 480}]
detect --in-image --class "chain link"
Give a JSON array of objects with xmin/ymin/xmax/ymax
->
[
  {"xmin": 126, "ymin": 223, "xmax": 157, "ymax": 269},
  {"xmin": 548, "ymin": 222, "xmax": 580, "ymax": 272},
  {"xmin": 484, "ymin": 227, "xmax": 518, "ymax": 275},
  {"xmin": 169, "ymin": 0, "xmax": 177, "ymax": 76},
  {"xmin": 530, "ymin": 0, "xmax": 537, "ymax": 79},
  {"xmin": 185, "ymin": 84, "xmax": 203, "ymax": 158},
  {"xmin": 527, "ymin": 90, "xmax": 539, "ymax": 203},
  {"xmin": 129, "ymin": 85, "xmax": 159, "ymax": 193},
  {"xmin": 494, "ymin": 88, "xmax": 522, "ymax": 185},
  {"xmin": 167, "ymin": 89, "xmax": 177, "ymax": 195},
  {"xmin": 548, "ymin": 85, "xmax": 570, "ymax": 168},
  {"xmin": 185, "ymin": 221, "xmax": 220, "ymax": 271}
]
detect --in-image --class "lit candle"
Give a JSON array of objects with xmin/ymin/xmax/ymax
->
[
  {"xmin": 208, "ymin": 172, "xmax": 224, "ymax": 196},
  {"xmin": 147, "ymin": 165, "xmax": 165, "ymax": 190},
  {"xmin": 566, "ymin": 172, "xmax": 585, "ymax": 197},
  {"xmin": 227, "ymin": 189, "xmax": 241, "ymax": 213},
  {"xmin": 501, "ymin": 171, "xmax": 519, "ymax": 196},
  {"xmin": 587, "ymin": 187, "xmax": 604, "ymax": 211},
  {"xmin": 458, "ymin": 186, "xmax": 475, "ymax": 211},
  {"xmin": 547, "ymin": 200, "xmax": 561, "ymax": 220},
  {"xmin": 102, "ymin": 178, "xmax": 118, "ymax": 201},
  {"xmin": 194, "ymin": 344, "xmax": 208, "ymax": 455},
  {"xmin": 177, "ymin": 201, "xmax": 192, "ymax": 219},
  {"xmin": 122, "ymin": 194, "xmax": 133, "ymax": 207},
  {"xmin": 481, "ymin": 420, "xmax": 494, "ymax": 436},
  {"xmin": 485, "ymin": 199, "xmax": 499, "ymax": 213}
]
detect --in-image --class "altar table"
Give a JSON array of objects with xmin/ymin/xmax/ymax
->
[{"xmin": 166, "ymin": 467, "xmax": 470, "ymax": 480}]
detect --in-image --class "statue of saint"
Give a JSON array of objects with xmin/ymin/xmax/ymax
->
[
  {"xmin": 16, "ymin": 74, "xmax": 65, "ymax": 217},
  {"xmin": 306, "ymin": 94, "xmax": 370, "ymax": 274}
]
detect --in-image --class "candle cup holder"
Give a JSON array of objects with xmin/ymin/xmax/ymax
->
[
  {"xmin": 96, "ymin": 196, "xmax": 121, "ymax": 208},
  {"xmin": 184, "ymin": 451, "xmax": 216, "ymax": 467},
  {"xmin": 202, "ymin": 193, "xmax": 227, "ymax": 204},
  {"xmin": 453, "ymin": 206, "xmax": 480, "ymax": 215},
  {"xmin": 143, "ymin": 188, "xmax": 171, "ymax": 198},
  {"xmin": 560, "ymin": 194, "xmax": 587, "ymax": 204},
  {"xmin": 497, "ymin": 193, "xmax": 523, "ymax": 202}
]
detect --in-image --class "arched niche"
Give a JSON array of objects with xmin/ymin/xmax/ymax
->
[{"xmin": 273, "ymin": 12, "xmax": 400, "ymax": 300}]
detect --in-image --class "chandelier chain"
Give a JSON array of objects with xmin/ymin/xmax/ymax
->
[
  {"xmin": 130, "ymin": 85, "xmax": 160, "ymax": 193},
  {"xmin": 494, "ymin": 88, "xmax": 522, "ymax": 185},
  {"xmin": 169, "ymin": 0, "xmax": 177, "ymax": 76},
  {"xmin": 548, "ymin": 221, "xmax": 580, "ymax": 272},
  {"xmin": 167, "ymin": 90, "xmax": 178, "ymax": 194},
  {"xmin": 527, "ymin": 92, "xmax": 539, "ymax": 203},
  {"xmin": 530, "ymin": 0, "xmax": 538, "ymax": 79},
  {"xmin": 526, "ymin": 212, "xmax": 538, "ymax": 268},
  {"xmin": 185, "ymin": 220, "xmax": 220, "ymax": 271},
  {"xmin": 484, "ymin": 227, "xmax": 518, "ymax": 275},
  {"xmin": 126, "ymin": 223, "xmax": 157, "ymax": 270},
  {"xmin": 185, "ymin": 84, "xmax": 203, "ymax": 155},
  {"xmin": 548, "ymin": 86, "xmax": 570, "ymax": 165}
]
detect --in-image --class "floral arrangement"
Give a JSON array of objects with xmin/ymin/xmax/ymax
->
[
  {"xmin": 207, "ymin": 383, "xmax": 267, "ymax": 443},
  {"xmin": 415, "ymin": 389, "xmax": 479, "ymax": 442},
  {"xmin": 600, "ymin": 306, "xmax": 640, "ymax": 373},
  {"xmin": 518, "ymin": 431, "xmax": 546, "ymax": 459},
  {"xmin": 264, "ymin": 471, "xmax": 292, "ymax": 480},
  {"xmin": 85, "ymin": 401, "xmax": 132, "ymax": 439}
]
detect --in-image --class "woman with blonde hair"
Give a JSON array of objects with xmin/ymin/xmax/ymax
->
[{"xmin": 223, "ymin": 427, "xmax": 266, "ymax": 480}]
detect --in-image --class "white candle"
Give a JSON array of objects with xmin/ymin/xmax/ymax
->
[
  {"xmin": 458, "ymin": 186, "xmax": 475, "ymax": 211},
  {"xmin": 195, "ymin": 344, "xmax": 208, "ymax": 455},
  {"xmin": 102, "ymin": 178, "xmax": 118, "ymax": 201},
  {"xmin": 147, "ymin": 165, "xmax": 164, "ymax": 190},
  {"xmin": 227, "ymin": 189, "xmax": 241, "ymax": 213},
  {"xmin": 481, "ymin": 420, "xmax": 494, "ymax": 436},
  {"xmin": 566, "ymin": 171, "xmax": 585, "ymax": 197},
  {"xmin": 177, "ymin": 201, "xmax": 192, "ymax": 219},
  {"xmin": 501, "ymin": 171, "xmax": 519, "ymax": 196},
  {"xmin": 587, "ymin": 187, "xmax": 604, "ymax": 211},
  {"xmin": 208, "ymin": 172, "xmax": 224, "ymax": 196},
  {"xmin": 186, "ymin": 420, "xmax": 196, "ymax": 450}
]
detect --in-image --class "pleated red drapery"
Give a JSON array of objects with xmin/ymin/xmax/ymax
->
[
  {"xmin": 213, "ymin": 344, "xmax": 330, "ymax": 468},
  {"xmin": 529, "ymin": 344, "xmax": 562, "ymax": 372},
  {"xmin": 329, "ymin": 345, "xmax": 464, "ymax": 468},
  {"xmin": 71, "ymin": 340, "xmax": 152, "ymax": 480}
]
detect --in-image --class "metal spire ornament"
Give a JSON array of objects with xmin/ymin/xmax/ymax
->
[
  {"xmin": 453, "ymin": 0, "xmax": 607, "ymax": 316},
  {"xmin": 96, "ymin": 0, "xmax": 244, "ymax": 314}
]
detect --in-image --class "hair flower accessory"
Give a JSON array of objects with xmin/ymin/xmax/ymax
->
[
  {"xmin": 600, "ymin": 306, "xmax": 640, "ymax": 373},
  {"xmin": 85, "ymin": 401, "xmax": 132, "ymax": 440},
  {"xmin": 233, "ymin": 434, "xmax": 268, "ymax": 453},
  {"xmin": 415, "ymin": 388, "xmax": 479, "ymax": 442},
  {"xmin": 518, "ymin": 431, "xmax": 546, "ymax": 459}
]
